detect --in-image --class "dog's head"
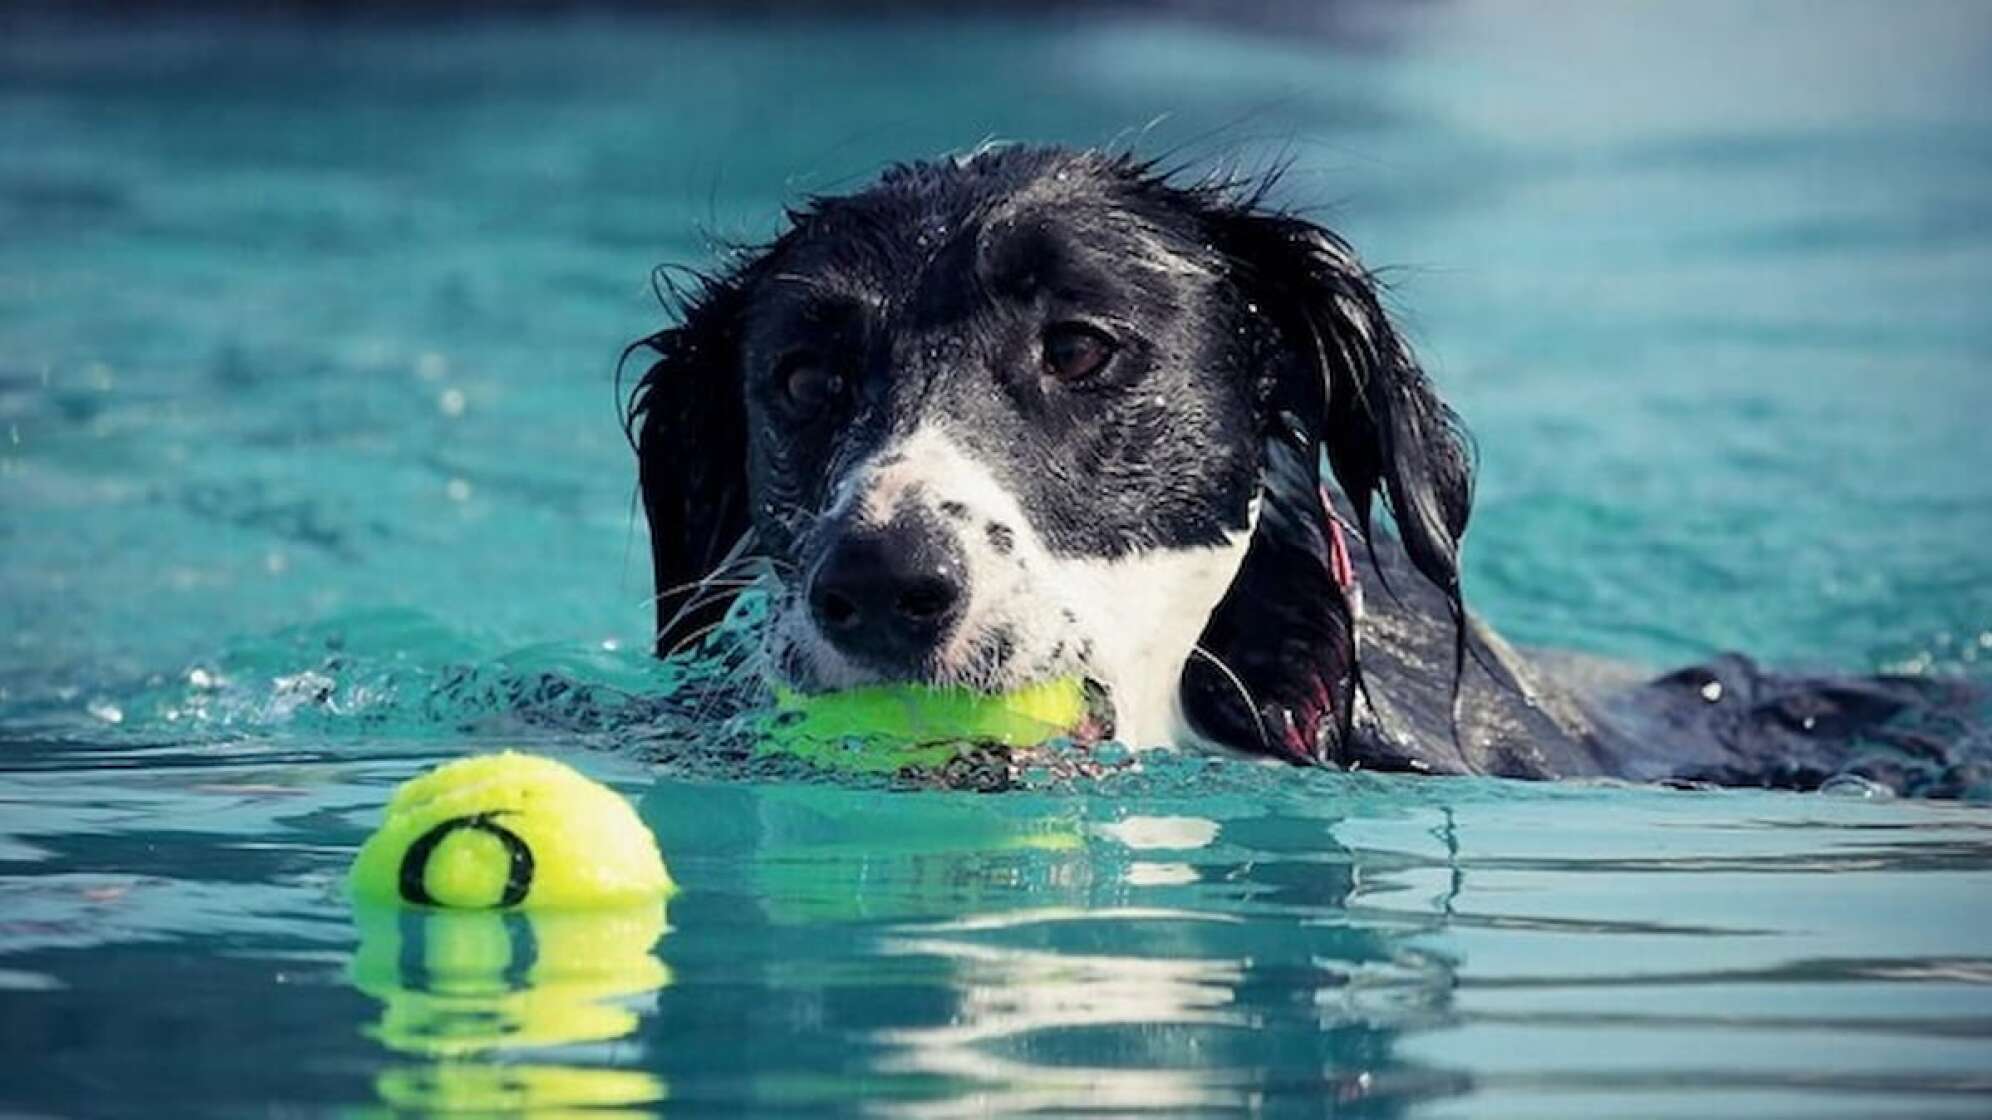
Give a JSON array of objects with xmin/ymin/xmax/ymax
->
[{"xmin": 629, "ymin": 147, "xmax": 1471, "ymax": 757}]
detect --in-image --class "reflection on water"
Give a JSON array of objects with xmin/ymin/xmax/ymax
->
[
  {"xmin": 370, "ymin": 1064, "xmax": 663, "ymax": 1116},
  {"xmin": 637, "ymin": 779, "xmax": 1474, "ymax": 1115},
  {"xmin": 348, "ymin": 898, "xmax": 670, "ymax": 1110},
  {"xmin": 622, "ymin": 775, "xmax": 1992, "ymax": 1115}
]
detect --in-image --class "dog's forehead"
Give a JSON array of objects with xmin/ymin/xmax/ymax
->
[{"xmin": 765, "ymin": 158, "xmax": 1203, "ymax": 310}]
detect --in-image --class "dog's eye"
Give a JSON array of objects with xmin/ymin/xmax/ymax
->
[
  {"xmin": 1041, "ymin": 323, "xmax": 1117, "ymax": 384},
  {"xmin": 780, "ymin": 354, "xmax": 845, "ymax": 412}
]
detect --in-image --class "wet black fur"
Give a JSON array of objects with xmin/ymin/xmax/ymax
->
[{"xmin": 628, "ymin": 145, "xmax": 1985, "ymax": 795}]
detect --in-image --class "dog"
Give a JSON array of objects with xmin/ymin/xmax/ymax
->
[{"xmin": 628, "ymin": 146, "xmax": 1981, "ymax": 796}]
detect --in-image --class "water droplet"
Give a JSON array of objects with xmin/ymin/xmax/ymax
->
[
  {"xmin": 445, "ymin": 478, "xmax": 472, "ymax": 502},
  {"xmin": 1699, "ymin": 680, "xmax": 1723, "ymax": 703},
  {"xmin": 86, "ymin": 698, "xmax": 123, "ymax": 725},
  {"xmin": 437, "ymin": 388, "xmax": 467, "ymax": 417}
]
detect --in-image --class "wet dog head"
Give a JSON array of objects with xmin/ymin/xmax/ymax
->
[{"xmin": 630, "ymin": 147, "xmax": 1471, "ymax": 755}]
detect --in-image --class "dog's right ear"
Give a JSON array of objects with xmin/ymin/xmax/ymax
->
[{"xmin": 625, "ymin": 276, "xmax": 753, "ymax": 658}]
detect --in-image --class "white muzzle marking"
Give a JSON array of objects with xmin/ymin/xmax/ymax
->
[{"xmin": 766, "ymin": 423, "xmax": 1253, "ymax": 747}]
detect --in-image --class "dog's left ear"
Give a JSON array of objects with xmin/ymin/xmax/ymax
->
[
  {"xmin": 626, "ymin": 277, "xmax": 754, "ymax": 658},
  {"xmin": 1209, "ymin": 208, "xmax": 1475, "ymax": 622}
]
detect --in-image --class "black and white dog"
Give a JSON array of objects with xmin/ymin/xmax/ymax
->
[{"xmin": 629, "ymin": 146, "xmax": 1979, "ymax": 795}]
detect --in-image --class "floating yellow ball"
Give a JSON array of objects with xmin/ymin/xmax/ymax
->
[
  {"xmin": 349, "ymin": 752, "xmax": 673, "ymax": 910},
  {"xmin": 759, "ymin": 677, "xmax": 1088, "ymax": 773}
]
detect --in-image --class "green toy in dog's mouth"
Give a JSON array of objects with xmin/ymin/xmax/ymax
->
[{"xmin": 757, "ymin": 677, "xmax": 1111, "ymax": 774}]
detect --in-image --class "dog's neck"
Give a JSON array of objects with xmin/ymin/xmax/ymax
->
[{"xmin": 1057, "ymin": 515, "xmax": 1258, "ymax": 748}]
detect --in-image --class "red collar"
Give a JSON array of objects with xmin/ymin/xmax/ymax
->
[{"xmin": 1320, "ymin": 486, "xmax": 1363, "ymax": 619}]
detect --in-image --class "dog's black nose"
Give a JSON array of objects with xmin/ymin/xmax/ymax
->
[{"xmin": 808, "ymin": 514, "xmax": 966, "ymax": 666}]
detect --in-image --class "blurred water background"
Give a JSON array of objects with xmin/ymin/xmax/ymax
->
[{"xmin": 2, "ymin": 2, "xmax": 1990, "ymax": 1115}]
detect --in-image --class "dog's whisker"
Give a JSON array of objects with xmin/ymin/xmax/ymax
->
[
  {"xmin": 638, "ymin": 583, "xmax": 760, "ymax": 616},
  {"xmin": 645, "ymin": 579, "xmax": 764, "ymax": 638},
  {"xmin": 661, "ymin": 616, "xmax": 739, "ymax": 667},
  {"xmin": 669, "ymin": 578, "xmax": 766, "ymax": 613},
  {"xmin": 657, "ymin": 594, "xmax": 744, "ymax": 638},
  {"xmin": 646, "ymin": 568, "xmax": 766, "ymax": 604},
  {"xmin": 654, "ymin": 531, "xmax": 767, "ymax": 645},
  {"xmin": 690, "ymin": 644, "xmax": 767, "ymax": 730},
  {"xmin": 766, "ymin": 501, "xmax": 824, "ymax": 538}
]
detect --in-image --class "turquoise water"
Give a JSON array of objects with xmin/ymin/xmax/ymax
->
[{"xmin": 3, "ymin": 4, "xmax": 1991, "ymax": 1115}]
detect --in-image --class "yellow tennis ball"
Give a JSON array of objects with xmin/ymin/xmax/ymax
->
[
  {"xmin": 349, "ymin": 752, "xmax": 673, "ymax": 910},
  {"xmin": 761, "ymin": 677, "xmax": 1089, "ymax": 773}
]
